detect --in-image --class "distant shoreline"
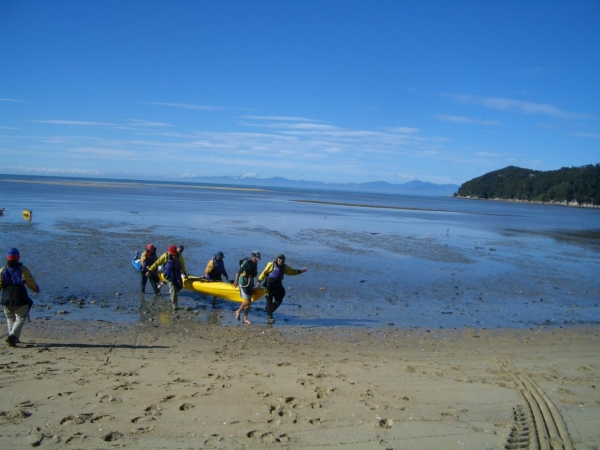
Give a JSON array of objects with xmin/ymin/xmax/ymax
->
[
  {"xmin": 453, "ymin": 195, "xmax": 600, "ymax": 209},
  {"xmin": 0, "ymin": 177, "xmax": 268, "ymax": 193}
]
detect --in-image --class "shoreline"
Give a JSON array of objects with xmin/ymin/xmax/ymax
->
[
  {"xmin": 0, "ymin": 177, "xmax": 268, "ymax": 192},
  {"xmin": 1, "ymin": 320, "xmax": 598, "ymax": 449},
  {"xmin": 453, "ymin": 195, "xmax": 600, "ymax": 209}
]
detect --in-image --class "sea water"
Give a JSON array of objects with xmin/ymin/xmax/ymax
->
[{"xmin": 1, "ymin": 174, "xmax": 599, "ymax": 329}]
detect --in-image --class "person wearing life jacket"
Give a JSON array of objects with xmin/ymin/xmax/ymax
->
[
  {"xmin": 205, "ymin": 251, "xmax": 229, "ymax": 281},
  {"xmin": 0, "ymin": 248, "xmax": 40, "ymax": 347},
  {"xmin": 258, "ymin": 254, "xmax": 307, "ymax": 324},
  {"xmin": 233, "ymin": 251, "xmax": 261, "ymax": 324},
  {"xmin": 140, "ymin": 243, "xmax": 160, "ymax": 295},
  {"xmin": 147, "ymin": 245, "xmax": 187, "ymax": 309}
]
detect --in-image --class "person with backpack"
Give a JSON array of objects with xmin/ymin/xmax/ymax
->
[
  {"xmin": 233, "ymin": 251, "xmax": 261, "ymax": 324},
  {"xmin": 0, "ymin": 248, "xmax": 40, "ymax": 347},
  {"xmin": 140, "ymin": 243, "xmax": 160, "ymax": 294},
  {"xmin": 147, "ymin": 245, "xmax": 187, "ymax": 310},
  {"xmin": 204, "ymin": 251, "xmax": 229, "ymax": 281},
  {"xmin": 258, "ymin": 254, "xmax": 307, "ymax": 324}
]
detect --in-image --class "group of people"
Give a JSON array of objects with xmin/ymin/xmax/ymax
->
[
  {"xmin": 234, "ymin": 251, "xmax": 307, "ymax": 324},
  {"xmin": 140, "ymin": 244, "xmax": 187, "ymax": 309},
  {"xmin": 1, "ymin": 248, "xmax": 40, "ymax": 347},
  {"xmin": 1, "ymin": 244, "xmax": 308, "ymax": 348},
  {"xmin": 139, "ymin": 245, "xmax": 307, "ymax": 324}
]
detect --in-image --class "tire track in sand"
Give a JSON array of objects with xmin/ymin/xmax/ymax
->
[{"xmin": 496, "ymin": 359, "xmax": 574, "ymax": 450}]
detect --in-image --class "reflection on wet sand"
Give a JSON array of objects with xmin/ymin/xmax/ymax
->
[{"xmin": 294, "ymin": 199, "xmax": 451, "ymax": 213}]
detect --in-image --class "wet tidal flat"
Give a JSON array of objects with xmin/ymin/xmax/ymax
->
[{"xmin": 1, "ymin": 175, "xmax": 599, "ymax": 330}]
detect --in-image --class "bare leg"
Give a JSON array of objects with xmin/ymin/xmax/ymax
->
[
  {"xmin": 236, "ymin": 300, "xmax": 249, "ymax": 321},
  {"xmin": 243, "ymin": 303, "xmax": 251, "ymax": 324}
]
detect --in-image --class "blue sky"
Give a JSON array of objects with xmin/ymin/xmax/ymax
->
[{"xmin": 1, "ymin": 1, "xmax": 598, "ymax": 185}]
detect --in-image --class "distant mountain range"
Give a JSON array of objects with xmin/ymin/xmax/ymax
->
[{"xmin": 183, "ymin": 175, "xmax": 460, "ymax": 197}]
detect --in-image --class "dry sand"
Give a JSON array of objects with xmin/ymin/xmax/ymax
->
[{"xmin": 1, "ymin": 320, "xmax": 599, "ymax": 449}]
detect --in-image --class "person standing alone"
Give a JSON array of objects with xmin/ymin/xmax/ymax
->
[{"xmin": 0, "ymin": 248, "xmax": 40, "ymax": 347}]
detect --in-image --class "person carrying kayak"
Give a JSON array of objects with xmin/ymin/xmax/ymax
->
[
  {"xmin": 204, "ymin": 251, "xmax": 229, "ymax": 281},
  {"xmin": 233, "ymin": 251, "xmax": 261, "ymax": 324},
  {"xmin": 147, "ymin": 245, "xmax": 187, "ymax": 310},
  {"xmin": 140, "ymin": 243, "xmax": 160, "ymax": 295}
]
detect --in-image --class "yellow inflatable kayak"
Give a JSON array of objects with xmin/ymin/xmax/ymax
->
[
  {"xmin": 133, "ymin": 254, "xmax": 266, "ymax": 303},
  {"xmin": 161, "ymin": 274, "xmax": 267, "ymax": 303}
]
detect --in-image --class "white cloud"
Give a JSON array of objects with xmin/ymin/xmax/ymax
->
[
  {"xmin": 31, "ymin": 120, "xmax": 118, "ymax": 127},
  {"xmin": 570, "ymin": 132, "xmax": 600, "ymax": 139},
  {"xmin": 142, "ymin": 102, "xmax": 224, "ymax": 111},
  {"xmin": 0, "ymin": 98, "xmax": 27, "ymax": 103},
  {"xmin": 444, "ymin": 93, "xmax": 589, "ymax": 119},
  {"xmin": 435, "ymin": 115, "xmax": 501, "ymax": 126},
  {"xmin": 128, "ymin": 120, "xmax": 173, "ymax": 128},
  {"xmin": 473, "ymin": 152, "xmax": 503, "ymax": 158},
  {"xmin": 388, "ymin": 127, "xmax": 421, "ymax": 134},
  {"xmin": 2, "ymin": 166, "xmax": 101, "ymax": 174},
  {"xmin": 241, "ymin": 115, "xmax": 316, "ymax": 122},
  {"xmin": 394, "ymin": 173, "xmax": 417, "ymax": 180}
]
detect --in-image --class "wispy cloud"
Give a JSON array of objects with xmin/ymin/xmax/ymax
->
[
  {"xmin": 142, "ymin": 102, "xmax": 224, "ymax": 111},
  {"xmin": 444, "ymin": 94, "xmax": 590, "ymax": 119},
  {"xmin": 473, "ymin": 151, "xmax": 503, "ymax": 158},
  {"xmin": 0, "ymin": 98, "xmax": 27, "ymax": 103},
  {"xmin": 435, "ymin": 115, "xmax": 501, "ymax": 126},
  {"xmin": 128, "ymin": 120, "xmax": 173, "ymax": 128},
  {"xmin": 388, "ymin": 127, "xmax": 420, "ymax": 134},
  {"xmin": 241, "ymin": 115, "xmax": 316, "ymax": 122},
  {"xmin": 571, "ymin": 132, "xmax": 600, "ymax": 139},
  {"xmin": 31, "ymin": 120, "xmax": 118, "ymax": 127},
  {"xmin": 2, "ymin": 166, "xmax": 101, "ymax": 174}
]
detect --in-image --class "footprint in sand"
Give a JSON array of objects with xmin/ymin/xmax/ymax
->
[
  {"xmin": 179, "ymin": 403, "xmax": 195, "ymax": 411},
  {"xmin": 144, "ymin": 404, "xmax": 162, "ymax": 416},
  {"xmin": 204, "ymin": 434, "xmax": 223, "ymax": 445},
  {"xmin": 131, "ymin": 416, "xmax": 156, "ymax": 424},
  {"xmin": 131, "ymin": 426, "xmax": 154, "ymax": 434},
  {"xmin": 99, "ymin": 395, "xmax": 122, "ymax": 404},
  {"xmin": 314, "ymin": 387, "xmax": 331, "ymax": 399},
  {"xmin": 65, "ymin": 432, "xmax": 87, "ymax": 444},
  {"xmin": 0, "ymin": 409, "xmax": 32, "ymax": 423},
  {"xmin": 374, "ymin": 418, "xmax": 393, "ymax": 428},
  {"xmin": 247, "ymin": 430, "xmax": 290, "ymax": 443},
  {"xmin": 360, "ymin": 399, "xmax": 379, "ymax": 411},
  {"xmin": 60, "ymin": 413, "xmax": 111, "ymax": 425},
  {"xmin": 102, "ymin": 431, "xmax": 123, "ymax": 442},
  {"xmin": 60, "ymin": 413, "xmax": 93, "ymax": 425}
]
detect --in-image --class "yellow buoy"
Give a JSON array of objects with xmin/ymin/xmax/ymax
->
[{"xmin": 22, "ymin": 209, "xmax": 32, "ymax": 221}]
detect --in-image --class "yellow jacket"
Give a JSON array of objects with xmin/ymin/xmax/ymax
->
[
  {"xmin": 147, "ymin": 252, "xmax": 187, "ymax": 274},
  {"xmin": 258, "ymin": 261, "xmax": 303, "ymax": 282}
]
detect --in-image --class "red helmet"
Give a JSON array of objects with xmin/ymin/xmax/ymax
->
[{"xmin": 146, "ymin": 243, "xmax": 156, "ymax": 251}]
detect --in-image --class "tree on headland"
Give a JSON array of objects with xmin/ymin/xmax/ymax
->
[{"xmin": 454, "ymin": 164, "xmax": 600, "ymax": 206}]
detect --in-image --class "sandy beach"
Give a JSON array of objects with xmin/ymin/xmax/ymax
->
[{"xmin": 1, "ymin": 320, "xmax": 598, "ymax": 449}]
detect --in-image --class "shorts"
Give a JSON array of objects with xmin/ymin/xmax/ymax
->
[{"xmin": 239, "ymin": 285, "xmax": 253, "ymax": 301}]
